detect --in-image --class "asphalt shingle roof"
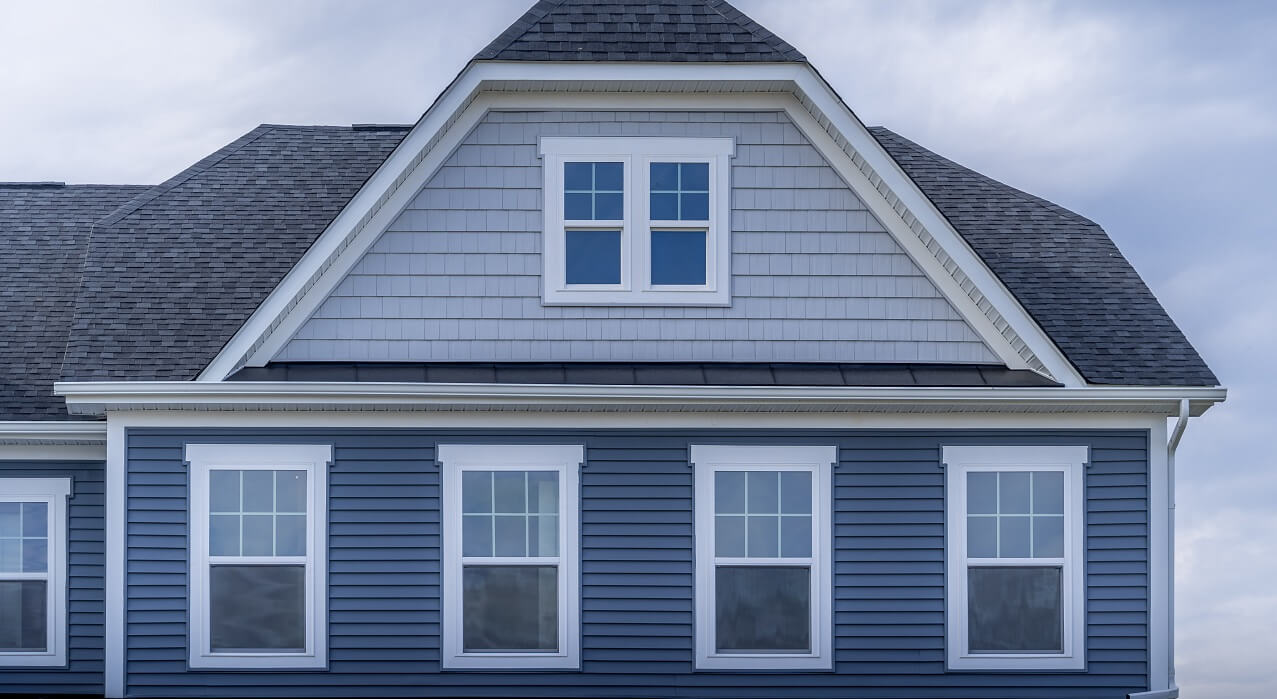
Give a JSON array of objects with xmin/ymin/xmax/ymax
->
[
  {"xmin": 474, "ymin": 0, "xmax": 805, "ymax": 63},
  {"xmin": 0, "ymin": 183, "xmax": 150, "ymax": 420},
  {"xmin": 871, "ymin": 127, "xmax": 1217, "ymax": 387}
]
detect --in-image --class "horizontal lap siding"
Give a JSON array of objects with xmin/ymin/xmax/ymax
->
[
  {"xmin": 126, "ymin": 429, "xmax": 1147, "ymax": 699},
  {"xmin": 0, "ymin": 460, "xmax": 105, "ymax": 695}
]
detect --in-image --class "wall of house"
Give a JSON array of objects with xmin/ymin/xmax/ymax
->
[
  {"xmin": 276, "ymin": 110, "xmax": 998, "ymax": 364},
  {"xmin": 0, "ymin": 460, "xmax": 105, "ymax": 696},
  {"xmin": 122, "ymin": 427, "xmax": 1149, "ymax": 698}
]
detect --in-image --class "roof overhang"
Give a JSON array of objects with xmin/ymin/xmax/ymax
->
[{"xmin": 0, "ymin": 420, "xmax": 107, "ymax": 460}]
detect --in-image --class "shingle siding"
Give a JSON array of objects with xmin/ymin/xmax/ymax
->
[
  {"xmin": 278, "ymin": 110, "xmax": 998, "ymax": 365},
  {"xmin": 123, "ymin": 428, "xmax": 1148, "ymax": 698}
]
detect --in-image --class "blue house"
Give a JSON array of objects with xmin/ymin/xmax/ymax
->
[{"xmin": 0, "ymin": 1, "xmax": 1223, "ymax": 697}]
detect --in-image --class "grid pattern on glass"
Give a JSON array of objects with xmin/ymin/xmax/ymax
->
[
  {"xmin": 564, "ymin": 162, "xmax": 623, "ymax": 220},
  {"xmin": 966, "ymin": 471, "xmax": 1064, "ymax": 559},
  {"xmin": 0, "ymin": 502, "xmax": 48, "ymax": 574},
  {"xmin": 565, "ymin": 229, "xmax": 621, "ymax": 285},
  {"xmin": 650, "ymin": 162, "xmax": 709, "ymax": 220},
  {"xmin": 461, "ymin": 471, "xmax": 559, "ymax": 558},
  {"xmin": 209, "ymin": 470, "xmax": 307, "ymax": 558},
  {"xmin": 714, "ymin": 471, "xmax": 812, "ymax": 558}
]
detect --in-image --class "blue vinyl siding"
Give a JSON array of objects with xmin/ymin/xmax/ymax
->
[
  {"xmin": 0, "ymin": 460, "xmax": 105, "ymax": 695},
  {"xmin": 124, "ymin": 429, "xmax": 1148, "ymax": 698}
]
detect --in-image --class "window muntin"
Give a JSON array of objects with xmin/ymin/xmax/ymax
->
[
  {"xmin": 0, "ymin": 478, "xmax": 69, "ymax": 667},
  {"xmin": 692, "ymin": 445, "xmax": 834, "ymax": 670},
  {"xmin": 564, "ymin": 162, "xmax": 623, "ymax": 221},
  {"xmin": 439, "ymin": 444, "xmax": 582, "ymax": 669}
]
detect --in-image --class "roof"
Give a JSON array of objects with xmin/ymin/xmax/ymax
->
[
  {"xmin": 59, "ymin": 125, "xmax": 407, "ymax": 382},
  {"xmin": 0, "ymin": 182, "xmax": 150, "ymax": 420},
  {"xmin": 870, "ymin": 127, "xmax": 1217, "ymax": 387},
  {"xmin": 475, "ymin": 0, "xmax": 805, "ymax": 63}
]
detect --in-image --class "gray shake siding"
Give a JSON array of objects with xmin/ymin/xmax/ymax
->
[
  {"xmin": 122, "ymin": 428, "xmax": 1148, "ymax": 698},
  {"xmin": 0, "ymin": 460, "xmax": 105, "ymax": 695},
  {"xmin": 278, "ymin": 110, "xmax": 998, "ymax": 365}
]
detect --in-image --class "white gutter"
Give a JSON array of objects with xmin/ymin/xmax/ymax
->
[{"xmin": 0, "ymin": 421, "xmax": 107, "ymax": 444}]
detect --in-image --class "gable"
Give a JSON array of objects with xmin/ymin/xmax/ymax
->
[{"xmin": 275, "ymin": 110, "xmax": 999, "ymax": 365}]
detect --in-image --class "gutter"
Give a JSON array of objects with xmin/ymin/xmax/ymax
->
[{"xmin": 0, "ymin": 420, "xmax": 107, "ymax": 444}]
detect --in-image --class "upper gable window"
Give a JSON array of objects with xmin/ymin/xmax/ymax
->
[{"xmin": 540, "ymin": 137, "xmax": 733, "ymax": 306}]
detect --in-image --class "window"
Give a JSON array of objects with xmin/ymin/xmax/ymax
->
[
  {"xmin": 186, "ymin": 444, "xmax": 330, "ymax": 669},
  {"xmin": 691, "ymin": 445, "xmax": 834, "ymax": 670},
  {"xmin": 540, "ymin": 136, "xmax": 733, "ymax": 305},
  {"xmin": 438, "ymin": 444, "xmax": 582, "ymax": 669},
  {"xmin": 943, "ymin": 445, "xmax": 1087, "ymax": 671},
  {"xmin": 0, "ymin": 478, "xmax": 69, "ymax": 667}
]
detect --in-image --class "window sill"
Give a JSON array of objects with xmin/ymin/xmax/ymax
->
[{"xmin": 543, "ymin": 287, "xmax": 731, "ymax": 306}]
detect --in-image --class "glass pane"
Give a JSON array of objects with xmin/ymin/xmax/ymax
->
[
  {"xmin": 966, "ymin": 516, "xmax": 997, "ymax": 558},
  {"xmin": 276, "ymin": 471, "xmax": 306, "ymax": 513},
  {"xmin": 780, "ymin": 515, "xmax": 812, "ymax": 558},
  {"xmin": 650, "ymin": 162, "xmax": 678, "ymax": 190},
  {"xmin": 0, "ymin": 580, "xmax": 47, "ymax": 651},
  {"xmin": 968, "ymin": 566, "xmax": 1063, "ymax": 653},
  {"xmin": 242, "ymin": 515, "xmax": 274, "ymax": 557},
  {"xmin": 0, "ymin": 539, "xmax": 19, "ymax": 573},
  {"xmin": 594, "ymin": 193, "xmax": 623, "ymax": 220},
  {"xmin": 22, "ymin": 539, "xmax": 47, "ymax": 573},
  {"xmin": 747, "ymin": 471, "xmax": 778, "ymax": 514},
  {"xmin": 241, "ymin": 470, "xmax": 274, "ymax": 513},
  {"xmin": 565, "ymin": 230, "xmax": 621, "ymax": 285},
  {"xmin": 526, "ymin": 471, "xmax": 558, "ymax": 515},
  {"xmin": 210, "ymin": 470, "xmax": 240, "ymax": 513},
  {"xmin": 22, "ymin": 502, "xmax": 48, "ymax": 538},
  {"xmin": 715, "ymin": 515, "xmax": 745, "ymax": 557},
  {"xmin": 680, "ymin": 192, "xmax": 709, "ymax": 220},
  {"xmin": 527, "ymin": 514, "xmax": 558, "ymax": 557},
  {"xmin": 1033, "ymin": 516, "xmax": 1065, "ymax": 558},
  {"xmin": 0, "ymin": 502, "xmax": 18, "ymax": 537},
  {"xmin": 210, "ymin": 565, "xmax": 305, "ymax": 652},
  {"xmin": 564, "ymin": 162, "xmax": 592, "ymax": 190},
  {"xmin": 494, "ymin": 515, "xmax": 527, "ymax": 557},
  {"xmin": 493, "ymin": 472, "xmax": 526, "ymax": 513},
  {"xmin": 650, "ymin": 192, "xmax": 678, "ymax": 220},
  {"xmin": 563, "ymin": 192, "xmax": 593, "ymax": 220},
  {"xmin": 275, "ymin": 514, "xmax": 307, "ymax": 557},
  {"xmin": 650, "ymin": 230, "xmax": 706, "ymax": 285},
  {"xmin": 595, "ymin": 162, "xmax": 623, "ymax": 191},
  {"xmin": 780, "ymin": 471, "xmax": 812, "ymax": 515},
  {"xmin": 681, "ymin": 162, "xmax": 709, "ymax": 190},
  {"xmin": 462, "ymin": 515, "xmax": 493, "ymax": 557},
  {"xmin": 998, "ymin": 515, "xmax": 1031, "ymax": 558},
  {"xmin": 999, "ymin": 472, "xmax": 1031, "ymax": 514},
  {"xmin": 746, "ymin": 515, "xmax": 779, "ymax": 558},
  {"xmin": 715, "ymin": 471, "xmax": 745, "ymax": 514},
  {"xmin": 463, "ymin": 565, "xmax": 558, "ymax": 652},
  {"xmin": 966, "ymin": 472, "xmax": 998, "ymax": 514},
  {"xmin": 715, "ymin": 566, "xmax": 810, "ymax": 652},
  {"xmin": 462, "ymin": 471, "xmax": 493, "ymax": 514},
  {"xmin": 210, "ymin": 515, "xmax": 240, "ymax": 557},
  {"xmin": 1032, "ymin": 471, "xmax": 1065, "ymax": 515}
]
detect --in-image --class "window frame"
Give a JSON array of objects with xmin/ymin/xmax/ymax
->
[
  {"xmin": 539, "ymin": 136, "xmax": 734, "ymax": 306},
  {"xmin": 943, "ymin": 445, "xmax": 1088, "ymax": 671},
  {"xmin": 691, "ymin": 445, "xmax": 835, "ymax": 671},
  {"xmin": 0, "ymin": 477, "xmax": 70, "ymax": 667},
  {"xmin": 438, "ymin": 443, "xmax": 582, "ymax": 670},
  {"xmin": 186, "ymin": 443, "xmax": 331, "ymax": 670}
]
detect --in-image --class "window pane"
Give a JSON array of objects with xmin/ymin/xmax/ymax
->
[
  {"xmin": 22, "ymin": 502, "xmax": 48, "ymax": 538},
  {"xmin": 526, "ymin": 471, "xmax": 558, "ymax": 515},
  {"xmin": 22, "ymin": 539, "xmax": 47, "ymax": 573},
  {"xmin": 999, "ymin": 472, "xmax": 1031, "ymax": 514},
  {"xmin": 527, "ymin": 514, "xmax": 558, "ymax": 557},
  {"xmin": 493, "ymin": 472, "xmax": 526, "ymax": 513},
  {"xmin": 650, "ymin": 162, "xmax": 678, "ymax": 190},
  {"xmin": 1032, "ymin": 471, "xmax": 1065, "ymax": 515},
  {"xmin": 210, "ymin": 515, "xmax": 240, "ymax": 557},
  {"xmin": 276, "ymin": 471, "xmax": 306, "ymax": 513},
  {"xmin": 747, "ymin": 471, "xmax": 778, "ymax": 514},
  {"xmin": 594, "ymin": 192, "xmax": 623, "ymax": 220},
  {"xmin": 967, "ymin": 472, "xmax": 998, "ymax": 514},
  {"xmin": 463, "ymin": 565, "xmax": 558, "ymax": 652},
  {"xmin": 563, "ymin": 162, "xmax": 593, "ymax": 190},
  {"xmin": 595, "ymin": 162, "xmax": 623, "ymax": 191},
  {"xmin": 462, "ymin": 471, "xmax": 493, "ymax": 514},
  {"xmin": 0, "ymin": 502, "xmax": 18, "ymax": 537},
  {"xmin": 968, "ymin": 566, "xmax": 1063, "ymax": 653},
  {"xmin": 242, "ymin": 515, "xmax": 274, "ymax": 557},
  {"xmin": 680, "ymin": 192, "xmax": 709, "ymax": 220},
  {"xmin": 210, "ymin": 470, "xmax": 240, "ymax": 513},
  {"xmin": 967, "ymin": 516, "xmax": 997, "ymax": 558},
  {"xmin": 715, "ymin": 515, "xmax": 745, "ymax": 557},
  {"xmin": 715, "ymin": 471, "xmax": 745, "ymax": 514},
  {"xmin": 1033, "ymin": 515, "xmax": 1065, "ymax": 558},
  {"xmin": 210, "ymin": 565, "xmax": 305, "ymax": 652},
  {"xmin": 746, "ymin": 515, "xmax": 779, "ymax": 557},
  {"xmin": 462, "ymin": 515, "xmax": 493, "ymax": 557},
  {"xmin": 681, "ymin": 162, "xmax": 709, "ymax": 190},
  {"xmin": 565, "ymin": 230, "xmax": 621, "ymax": 285},
  {"xmin": 564, "ymin": 192, "xmax": 593, "ymax": 220},
  {"xmin": 780, "ymin": 471, "xmax": 812, "ymax": 514},
  {"xmin": 999, "ymin": 515, "xmax": 1031, "ymax": 558},
  {"xmin": 494, "ymin": 515, "xmax": 527, "ymax": 557},
  {"xmin": 650, "ymin": 192, "xmax": 678, "ymax": 220},
  {"xmin": 715, "ymin": 566, "xmax": 810, "ymax": 653},
  {"xmin": 0, "ymin": 539, "xmax": 18, "ymax": 573},
  {"xmin": 275, "ymin": 515, "xmax": 307, "ymax": 557},
  {"xmin": 241, "ymin": 470, "xmax": 274, "ymax": 513},
  {"xmin": 650, "ymin": 230, "xmax": 706, "ymax": 285},
  {"xmin": 780, "ymin": 515, "xmax": 812, "ymax": 558},
  {"xmin": 0, "ymin": 580, "xmax": 47, "ymax": 652}
]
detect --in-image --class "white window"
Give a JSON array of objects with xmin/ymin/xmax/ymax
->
[
  {"xmin": 186, "ymin": 444, "xmax": 330, "ymax": 669},
  {"xmin": 0, "ymin": 478, "xmax": 70, "ymax": 667},
  {"xmin": 539, "ymin": 136, "xmax": 734, "ymax": 306},
  {"xmin": 691, "ymin": 445, "xmax": 834, "ymax": 670},
  {"xmin": 438, "ymin": 444, "xmax": 582, "ymax": 669},
  {"xmin": 943, "ymin": 445, "xmax": 1087, "ymax": 671}
]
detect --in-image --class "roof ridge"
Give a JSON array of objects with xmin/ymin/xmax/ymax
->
[
  {"xmin": 704, "ymin": 0, "xmax": 805, "ymax": 62},
  {"xmin": 474, "ymin": 0, "xmax": 568, "ymax": 61}
]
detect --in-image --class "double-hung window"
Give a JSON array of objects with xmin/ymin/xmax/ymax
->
[
  {"xmin": 438, "ymin": 444, "xmax": 582, "ymax": 669},
  {"xmin": 187, "ymin": 444, "xmax": 330, "ymax": 669},
  {"xmin": 943, "ymin": 445, "xmax": 1087, "ymax": 670},
  {"xmin": 691, "ymin": 445, "xmax": 834, "ymax": 670},
  {"xmin": 540, "ymin": 136, "xmax": 733, "ymax": 305},
  {"xmin": 0, "ymin": 478, "xmax": 69, "ymax": 667}
]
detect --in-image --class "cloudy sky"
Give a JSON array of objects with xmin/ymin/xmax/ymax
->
[{"xmin": 2, "ymin": 0, "xmax": 1273, "ymax": 694}]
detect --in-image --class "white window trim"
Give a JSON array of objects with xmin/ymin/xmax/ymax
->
[
  {"xmin": 186, "ymin": 443, "xmax": 331, "ymax": 670},
  {"xmin": 438, "ymin": 443, "xmax": 582, "ymax": 670},
  {"xmin": 691, "ymin": 444, "xmax": 835, "ymax": 671},
  {"xmin": 539, "ymin": 136, "xmax": 734, "ymax": 306},
  {"xmin": 943, "ymin": 445, "xmax": 1088, "ymax": 671},
  {"xmin": 0, "ymin": 477, "xmax": 70, "ymax": 667}
]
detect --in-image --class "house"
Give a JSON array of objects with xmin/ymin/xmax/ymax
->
[{"xmin": 0, "ymin": 0, "xmax": 1224, "ymax": 697}]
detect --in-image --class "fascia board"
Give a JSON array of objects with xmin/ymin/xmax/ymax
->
[{"xmin": 0, "ymin": 420, "xmax": 107, "ymax": 444}]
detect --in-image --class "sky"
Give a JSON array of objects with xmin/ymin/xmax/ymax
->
[{"xmin": 1, "ymin": 0, "xmax": 1273, "ymax": 694}]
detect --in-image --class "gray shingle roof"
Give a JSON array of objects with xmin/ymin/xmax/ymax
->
[
  {"xmin": 0, "ymin": 183, "xmax": 149, "ymax": 420},
  {"xmin": 475, "ymin": 0, "xmax": 805, "ymax": 63},
  {"xmin": 871, "ymin": 127, "xmax": 1217, "ymax": 387},
  {"xmin": 59, "ymin": 125, "xmax": 407, "ymax": 382}
]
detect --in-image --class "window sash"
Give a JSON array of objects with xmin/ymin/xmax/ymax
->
[{"xmin": 0, "ymin": 479, "xmax": 69, "ymax": 667}]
